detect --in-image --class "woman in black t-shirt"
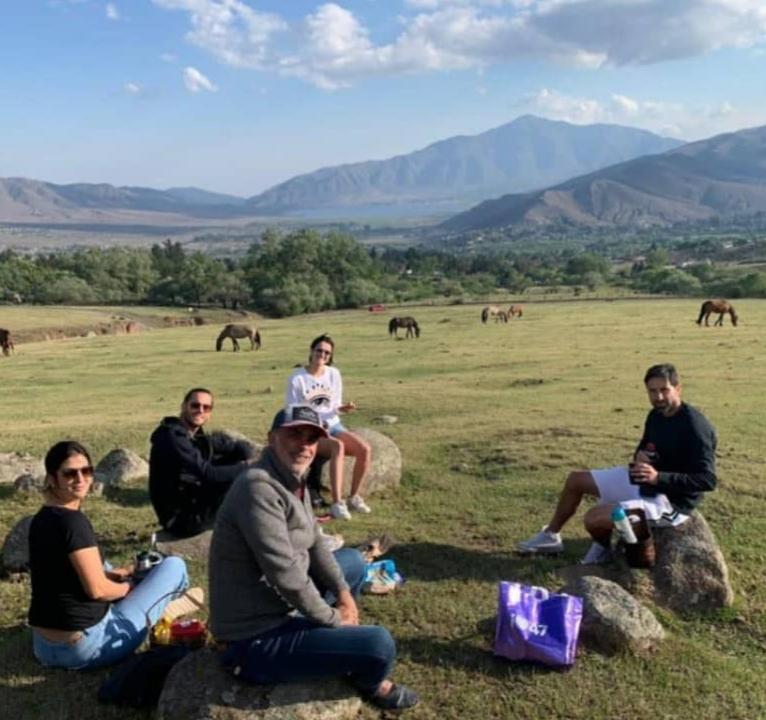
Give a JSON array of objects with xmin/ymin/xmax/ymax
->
[{"xmin": 28, "ymin": 440, "xmax": 190, "ymax": 669}]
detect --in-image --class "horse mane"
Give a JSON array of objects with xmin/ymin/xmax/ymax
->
[{"xmin": 388, "ymin": 317, "xmax": 397, "ymax": 336}]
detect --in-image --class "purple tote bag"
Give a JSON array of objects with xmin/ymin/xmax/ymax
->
[{"xmin": 494, "ymin": 581, "xmax": 583, "ymax": 667}]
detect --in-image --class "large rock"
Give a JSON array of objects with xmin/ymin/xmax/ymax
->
[
  {"xmin": 563, "ymin": 576, "xmax": 665, "ymax": 657},
  {"xmin": 94, "ymin": 448, "xmax": 148, "ymax": 487},
  {"xmin": 158, "ymin": 647, "xmax": 362, "ymax": 720},
  {"xmin": 156, "ymin": 529, "xmax": 213, "ymax": 562},
  {"xmin": 14, "ymin": 473, "xmax": 44, "ymax": 494},
  {"xmin": 651, "ymin": 512, "xmax": 733, "ymax": 613},
  {"xmin": 2, "ymin": 515, "xmax": 33, "ymax": 573},
  {"xmin": 210, "ymin": 430, "xmax": 262, "ymax": 463},
  {"xmin": 0, "ymin": 452, "xmax": 45, "ymax": 485},
  {"xmin": 320, "ymin": 427, "xmax": 401, "ymax": 496}
]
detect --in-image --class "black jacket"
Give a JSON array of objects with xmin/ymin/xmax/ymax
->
[{"xmin": 148, "ymin": 417, "xmax": 243, "ymax": 535}]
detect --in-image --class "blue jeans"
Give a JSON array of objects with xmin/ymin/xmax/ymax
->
[
  {"xmin": 32, "ymin": 556, "xmax": 189, "ymax": 670},
  {"xmin": 221, "ymin": 548, "xmax": 395, "ymax": 694}
]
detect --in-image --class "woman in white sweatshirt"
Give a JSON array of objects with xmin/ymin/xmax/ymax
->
[{"xmin": 285, "ymin": 334, "xmax": 372, "ymax": 520}]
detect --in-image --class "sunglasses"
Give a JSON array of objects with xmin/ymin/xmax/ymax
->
[
  {"xmin": 61, "ymin": 466, "xmax": 94, "ymax": 480},
  {"xmin": 189, "ymin": 402, "xmax": 213, "ymax": 411}
]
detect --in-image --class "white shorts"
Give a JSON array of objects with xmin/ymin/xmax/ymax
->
[{"xmin": 591, "ymin": 466, "xmax": 689, "ymax": 527}]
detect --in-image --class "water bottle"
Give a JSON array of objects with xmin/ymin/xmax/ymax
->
[{"xmin": 611, "ymin": 506, "xmax": 638, "ymax": 544}]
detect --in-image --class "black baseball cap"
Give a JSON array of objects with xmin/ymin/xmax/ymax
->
[{"xmin": 270, "ymin": 405, "xmax": 328, "ymax": 437}]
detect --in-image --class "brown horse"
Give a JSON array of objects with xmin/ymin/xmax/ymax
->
[
  {"xmin": 481, "ymin": 306, "xmax": 507, "ymax": 324},
  {"xmin": 507, "ymin": 304, "xmax": 524, "ymax": 318},
  {"xmin": 216, "ymin": 323, "xmax": 262, "ymax": 351},
  {"xmin": 696, "ymin": 299, "xmax": 738, "ymax": 327},
  {"xmin": 389, "ymin": 316, "xmax": 420, "ymax": 338},
  {"xmin": 0, "ymin": 328, "xmax": 14, "ymax": 357}
]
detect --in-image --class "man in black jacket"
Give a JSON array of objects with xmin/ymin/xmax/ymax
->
[
  {"xmin": 516, "ymin": 363, "xmax": 717, "ymax": 564},
  {"xmin": 149, "ymin": 388, "xmax": 248, "ymax": 538}
]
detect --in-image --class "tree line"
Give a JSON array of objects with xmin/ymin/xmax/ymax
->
[{"xmin": 1, "ymin": 229, "xmax": 765, "ymax": 316}]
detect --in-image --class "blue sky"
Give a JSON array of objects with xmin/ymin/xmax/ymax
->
[{"xmin": 1, "ymin": 0, "xmax": 765, "ymax": 196}]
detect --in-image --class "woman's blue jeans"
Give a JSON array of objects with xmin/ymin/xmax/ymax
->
[
  {"xmin": 32, "ymin": 556, "xmax": 189, "ymax": 670},
  {"xmin": 221, "ymin": 548, "xmax": 396, "ymax": 694}
]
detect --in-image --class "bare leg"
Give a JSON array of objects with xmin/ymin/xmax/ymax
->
[
  {"xmin": 583, "ymin": 504, "xmax": 615, "ymax": 545},
  {"xmin": 317, "ymin": 436, "xmax": 345, "ymax": 503},
  {"xmin": 337, "ymin": 431, "xmax": 372, "ymax": 497},
  {"xmin": 546, "ymin": 470, "xmax": 599, "ymax": 533}
]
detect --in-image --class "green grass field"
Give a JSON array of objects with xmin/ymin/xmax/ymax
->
[{"xmin": 1, "ymin": 299, "xmax": 765, "ymax": 719}]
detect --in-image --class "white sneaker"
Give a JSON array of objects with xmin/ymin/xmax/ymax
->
[
  {"xmin": 516, "ymin": 527, "xmax": 563, "ymax": 555},
  {"xmin": 330, "ymin": 501, "xmax": 352, "ymax": 520},
  {"xmin": 348, "ymin": 495, "xmax": 371, "ymax": 514},
  {"xmin": 318, "ymin": 528, "xmax": 345, "ymax": 552},
  {"xmin": 580, "ymin": 542, "xmax": 614, "ymax": 565}
]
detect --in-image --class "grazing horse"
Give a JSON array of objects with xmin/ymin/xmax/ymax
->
[
  {"xmin": 388, "ymin": 316, "xmax": 420, "ymax": 339},
  {"xmin": 0, "ymin": 328, "xmax": 14, "ymax": 356},
  {"xmin": 696, "ymin": 299, "xmax": 738, "ymax": 327},
  {"xmin": 216, "ymin": 323, "xmax": 262, "ymax": 351},
  {"xmin": 481, "ymin": 306, "xmax": 508, "ymax": 324},
  {"xmin": 507, "ymin": 304, "xmax": 523, "ymax": 318}
]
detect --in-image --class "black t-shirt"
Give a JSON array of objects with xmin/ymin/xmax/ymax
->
[{"xmin": 28, "ymin": 506, "xmax": 110, "ymax": 631}]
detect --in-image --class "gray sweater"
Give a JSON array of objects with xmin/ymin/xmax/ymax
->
[{"xmin": 209, "ymin": 448, "xmax": 349, "ymax": 641}]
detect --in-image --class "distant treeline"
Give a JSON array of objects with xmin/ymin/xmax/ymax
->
[{"xmin": 1, "ymin": 229, "xmax": 765, "ymax": 316}]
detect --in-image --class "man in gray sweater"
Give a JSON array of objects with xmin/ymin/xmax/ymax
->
[{"xmin": 209, "ymin": 405, "xmax": 418, "ymax": 711}]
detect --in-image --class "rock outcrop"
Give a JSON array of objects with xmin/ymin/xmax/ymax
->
[{"xmin": 158, "ymin": 647, "xmax": 362, "ymax": 720}]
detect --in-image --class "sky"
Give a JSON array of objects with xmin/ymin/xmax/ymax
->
[{"xmin": 1, "ymin": 0, "xmax": 766, "ymax": 196}]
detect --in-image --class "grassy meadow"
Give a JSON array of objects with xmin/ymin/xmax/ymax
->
[{"xmin": 1, "ymin": 298, "xmax": 765, "ymax": 719}]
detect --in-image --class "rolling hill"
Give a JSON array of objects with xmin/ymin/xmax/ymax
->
[{"xmin": 443, "ymin": 124, "xmax": 766, "ymax": 232}]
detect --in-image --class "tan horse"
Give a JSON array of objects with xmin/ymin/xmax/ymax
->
[
  {"xmin": 481, "ymin": 306, "xmax": 507, "ymax": 324},
  {"xmin": 507, "ymin": 304, "xmax": 524, "ymax": 318},
  {"xmin": 696, "ymin": 299, "xmax": 738, "ymax": 327},
  {"xmin": 216, "ymin": 323, "xmax": 262, "ymax": 351},
  {"xmin": 0, "ymin": 328, "xmax": 14, "ymax": 357}
]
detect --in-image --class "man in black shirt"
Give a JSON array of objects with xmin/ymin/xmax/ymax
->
[
  {"xmin": 517, "ymin": 363, "xmax": 717, "ymax": 564},
  {"xmin": 149, "ymin": 387, "xmax": 250, "ymax": 537}
]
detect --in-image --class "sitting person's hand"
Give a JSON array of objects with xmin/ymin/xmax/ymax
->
[
  {"xmin": 338, "ymin": 401, "xmax": 357, "ymax": 414},
  {"xmin": 337, "ymin": 590, "xmax": 359, "ymax": 626}
]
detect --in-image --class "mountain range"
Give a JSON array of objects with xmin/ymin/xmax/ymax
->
[
  {"xmin": 444, "ymin": 124, "xmax": 766, "ymax": 232},
  {"xmin": 245, "ymin": 115, "xmax": 681, "ymax": 215},
  {"xmin": 0, "ymin": 116, "xmax": 680, "ymax": 226}
]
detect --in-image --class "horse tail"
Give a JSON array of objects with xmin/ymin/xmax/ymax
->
[
  {"xmin": 696, "ymin": 301, "xmax": 709, "ymax": 325},
  {"xmin": 481, "ymin": 308, "xmax": 488, "ymax": 323},
  {"xmin": 389, "ymin": 318, "xmax": 396, "ymax": 336},
  {"xmin": 729, "ymin": 306, "xmax": 738, "ymax": 326},
  {"xmin": 254, "ymin": 330, "xmax": 262, "ymax": 348},
  {"xmin": 414, "ymin": 321, "xmax": 420, "ymax": 338}
]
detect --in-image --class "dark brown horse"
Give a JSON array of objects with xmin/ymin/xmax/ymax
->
[
  {"xmin": 507, "ymin": 304, "xmax": 524, "ymax": 318},
  {"xmin": 697, "ymin": 299, "xmax": 738, "ymax": 327},
  {"xmin": 216, "ymin": 323, "xmax": 262, "ymax": 351},
  {"xmin": 0, "ymin": 328, "xmax": 14, "ymax": 357},
  {"xmin": 389, "ymin": 316, "xmax": 420, "ymax": 338}
]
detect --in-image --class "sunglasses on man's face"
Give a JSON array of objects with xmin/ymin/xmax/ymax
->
[
  {"xmin": 60, "ymin": 466, "xmax": 94, "ymax": 480},
  {"xmin": 189, "ymin": 402, "xmax": 213, "ymax": 411}
]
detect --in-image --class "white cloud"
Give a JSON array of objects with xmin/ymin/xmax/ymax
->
[
  {"xmin": 183, "ymin": 66, "xmax": 218, "ymax": 93},
  {"xmin": 123, "ymin": 81, "xmax": 141, "ymax": 95},
  {"xmin": 160, "ymin": 52, "xmax": 177, "ymax": 63},
  {"xmin": 517, "ymin": 87, "xmax": 764, "ymax": 140},
  {"xmin": 154, "ymin": 1, "xmax": 766, "ymax": 90},
  {"xmin": 152, "ymin": 0, "xmax": 287, "ymax": 69},
  {"xmin": 105, "ymin": 2, "xmax": 119, "ymax": 20}
]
